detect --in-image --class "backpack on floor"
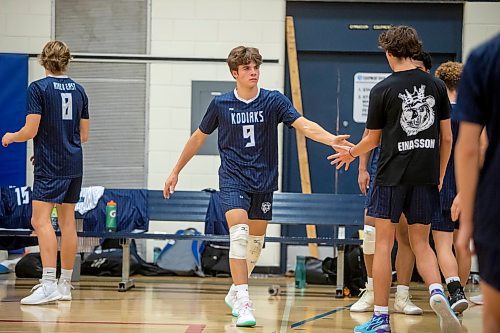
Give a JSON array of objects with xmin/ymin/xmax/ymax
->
[
  {"xmin": 202, "ymin": 243, "xmax": 231, "ymax": 277},
  {"xmin": 156, "ymin": 228, "xmax": 205, "ymax": 277}
]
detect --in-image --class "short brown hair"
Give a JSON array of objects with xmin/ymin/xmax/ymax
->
[
  {"xmin": 227, "ymin": 46, "xmax": 263, "ymax": 73},
  {"xmin": 378, "ymin": 26, "xmax": 422, "ymax": 58},
  {"xmin": 435, "ymin": 61, "xmax": 463, "ymax": 91},
  {"xmin": 38, "ymin": 41, "xmax": 72, "ymax": 73}
]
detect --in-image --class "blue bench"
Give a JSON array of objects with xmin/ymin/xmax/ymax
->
[{"xmin": 0, "ymin": 190, "xmax": 365, "ymax": 293}]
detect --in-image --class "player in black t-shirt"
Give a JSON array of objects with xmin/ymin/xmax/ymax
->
[
  {"xmin": 2, "ymin": 41, "xmax": 89, "ymax": 305},
  {"xmin": 351, "ymin": 53, "xmax": 434, "ymax": 316},
  {"xmin": 163, "ymin": 46, "xmax": 351, "ymax": 327},
  {"xmin": 455, "ymin": 33, "xmax": 500, "ymax": 333},
  {"xmin": 330, "ymin": 26, "xmax": 460, "ymax": 333}
]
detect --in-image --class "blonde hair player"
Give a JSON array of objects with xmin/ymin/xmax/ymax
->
[
  {"xmin": 163, "ymin": 46, "xmax": 351, "ymax": 327},
  {"xmin": 2, "ymin": 41, "xmax": 89, "ymax": 305}
]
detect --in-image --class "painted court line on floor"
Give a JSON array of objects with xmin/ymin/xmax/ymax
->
[
  {"xmin": 290, "ymin": 304, "xmax": 353, "ymax": 328},
  {"xmin": 279, "ymin": 284, "xmax": 295, "ymax": 333}
]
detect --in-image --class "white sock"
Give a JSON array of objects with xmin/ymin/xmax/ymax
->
[
  {"xmin": 445, "ymin": 276, "xmax": 460, "ymax": 284},
  {"xmin": 42, "ymin": 267, "xmax": 57, "ymax": 284},
  {"xmin": 396, "ymin": 285, "xmax": 409, "ymax": 294},
  {"xmin": 367, "ymin": 277, "xmax": 373, "ymax": 288},
  {"xmin": 374, "ymin": 305, "xmax": 389, "ymax": 315},
  {"xmin": 429, "ymin": 283, "xmax": 444, "ymax": 294},
  {"xmin": 229, "ymin": 284, "xmax": 237, "ymax": 295},
  {"xmin": 235, "ymin": 284, "xmax": 249, "ymax": 303},
  {"xmin": 60, "ymin": 269, "xmax": 73, "ymax": 282}
]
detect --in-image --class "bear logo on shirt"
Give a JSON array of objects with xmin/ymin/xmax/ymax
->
[
  {"xmin": 261, "ymin": 202, "xmax": 272, "ymax": 214},
  {"xmin": 398, "ymin": 85, "xmax": 435, "ymax": 136}
]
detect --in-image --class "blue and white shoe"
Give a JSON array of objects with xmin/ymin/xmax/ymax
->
[
  {"xmin": 354, "ymin": 313, "xmax": 391, "ymax": 333},
  {"xmin": 429, "ymin": 289, "xmax": 462, "ymax": 333}
]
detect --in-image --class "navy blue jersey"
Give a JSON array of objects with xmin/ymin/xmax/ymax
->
[
  {"xmin": 440, "ymin": 103, "xmax": 459, "ymax": 210},
  {"xmin": 455, "ymin": 33, "xmax": 500, "ymax": 247},
  {"xmin": 0, "ymin": 186, "xmax": 33, "ymax": 229},
  {"xmin": 27, "ymin": 76, "xmax": 89, "ymax": 178},
  {"xmin": 199, "ymin": 88, "xmax": 301, "ymax": 193}
]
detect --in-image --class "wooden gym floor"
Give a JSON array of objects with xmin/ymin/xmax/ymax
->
[{"xmin": 0, "ymin": 274, "xmax": 483, "ymax": 332}]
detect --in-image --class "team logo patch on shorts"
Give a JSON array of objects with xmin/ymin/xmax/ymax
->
[{"xmin": 261, "ymin": 202, "xmax": 272, "ymax": 214}]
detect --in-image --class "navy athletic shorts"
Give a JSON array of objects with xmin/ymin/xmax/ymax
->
[
  {"xmin": 475, "ymin": 240, "xmax": 500, "ymax": 292},
  {"xmin": 367, "ymin": 184, "xmax": 440, "ymax": 225},
  {"xmin": 219, "ymin": 188, "xmax": 273, "ymax": 220},
  {"xmin": 32, "ymin": 176, "xmax": 82, "ymax": 204},
  {"xmin": 431, "ymin": 210, "xmax": 460, "ymax": 232}
]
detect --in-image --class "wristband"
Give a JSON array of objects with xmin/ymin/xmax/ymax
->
[{"xmin": 348, "ymin": 147, "xmax": 355, "ymax": 158}]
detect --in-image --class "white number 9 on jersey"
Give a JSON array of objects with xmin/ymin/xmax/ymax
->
[{"xmin": 242, "ymin": 125, "xmax": 255, "ymax": 148}]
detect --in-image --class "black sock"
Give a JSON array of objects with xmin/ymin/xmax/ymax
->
[{"xmin": 447, "ymin": 281, "xmax": 462, "ymax": 295}]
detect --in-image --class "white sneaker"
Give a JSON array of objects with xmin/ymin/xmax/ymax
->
[
  {"xmin": 430, "ymin": 290, "xmax": 461, "ymax": 333},
  {"xmin": 350, "ymin": 284, "xmax": 374, "ymax": 312},
  {"xmin": 236, "ymin": 301, "xmax": 256, "ymax": 327},
  {"xmin": 225, "ymin": 289, "xmax": 237, "ymax": 316},
  {"xmin": 394, "ymin": 290, "xmax": 423, "ymax": 315},
  {"xmin": 21, "ymin": 281, "xmax": 62, "ymax": 305},
  {"xmin": 58, "ymin": 279, "xmax": 74, "ymax": 301},
  {"xmin": 469, "ymin": 294, "xmax": 483, "ymax": 305}
]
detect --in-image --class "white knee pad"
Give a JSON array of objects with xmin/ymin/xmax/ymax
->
[
  {"xmin": 229, "ymin": 224, "xmax": 249, "ymax": 259},
  {"xmin": 363, "ymin": 225, "xmax": 376, "ymax": 255},
  {"xmin": 247, "ymin": 235, "xmax": 265, "ymax": 275}
]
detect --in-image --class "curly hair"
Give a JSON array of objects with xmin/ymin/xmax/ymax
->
[
  {"xmin": 227, "ymin": 46, "xmax": 263, "ymax": 74},
  {"xmin": 378, "ymin": 26, "xmax": 422, "ymax": 58},
  {"xmin": 38, "ymin": 41, "xmax": 72, "ymax": 73},
  {"xmin": 435, "ymin": 61, "xmax": 463, "ymax": 91}
]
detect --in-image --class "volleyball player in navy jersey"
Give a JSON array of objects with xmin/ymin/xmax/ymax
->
[
  {"xmin": 2, "ymin": 41, "xmax": 89, "ymax": 305},
  {"xmin": 163, "ymin": 46, "xmax": 351, "ymax": 327},
  {"xmin": 432, "ymin": 61, "xmax": 469, "ymax": 314},
  {"xmin": 455, "ymin": 33, "xmax": 500, "ymax": 333}
]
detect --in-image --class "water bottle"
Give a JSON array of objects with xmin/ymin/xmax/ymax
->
[
  {"xmin": 153, "ymin": 247, "xmax": 161, "ymax": 264},
  {"xmin": 295, "ymin": 255, "xmax": 307, "ymax": 289},
  {"xmin": 105, "ymin": 200, "xmax": 117, "ymax": 232},
  {"xmin": 50, "ymin": 207, "xmax": 59, "ymax": 231}
]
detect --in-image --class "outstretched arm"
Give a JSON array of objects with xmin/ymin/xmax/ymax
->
[
  {"xmin": 2, "ymin": 114, "xmax": 41, "ymax": 147},
  {"xmin": 291, "ymin": 117, "xmax": 352, "ymax": 147},
  {"xmin": 163, "ymin": 129, "xmax": 209, "ymax": 198}
]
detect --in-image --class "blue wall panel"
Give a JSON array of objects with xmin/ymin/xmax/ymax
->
[{"xmin": 0, "ymin": 54, "xmax": 28, "ymax": 186}]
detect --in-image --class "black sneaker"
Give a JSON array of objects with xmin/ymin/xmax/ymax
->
[{"xmin": 449, "ymin": 288, "xmax": 469, "ymax": 314}]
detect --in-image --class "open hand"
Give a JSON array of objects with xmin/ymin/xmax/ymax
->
[
  {"xmin": 332, "ymin": 134, "xmax": 355, "ymax": 147},
  {"xmin": 163, "ymin": 173, "xmax": 178, "ymax": 199},
  {"xmin": 327, "ymin": 145, "xmax": 355, "ymax": 171}
]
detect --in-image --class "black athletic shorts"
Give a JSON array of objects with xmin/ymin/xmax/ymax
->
[
  {"xmin": 32, "ymin": 176, "xmax": 82, "ymax": 204},
  {"xmin": 367, "ymin": 184, "xmax": 440, "ymax": 225},
  {"xmin": 219, "ymin": 188, "xmax": 273, "ymax": 220}
]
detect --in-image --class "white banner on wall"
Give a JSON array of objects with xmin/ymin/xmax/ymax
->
[{"xmin": 353, "ymin": 72, "xmax": 391, "ymax": 123}]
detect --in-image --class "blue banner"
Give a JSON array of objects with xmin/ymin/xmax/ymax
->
[{"xmin": 0, "ymin": 53, "xmax": 28, "ymax": 186}]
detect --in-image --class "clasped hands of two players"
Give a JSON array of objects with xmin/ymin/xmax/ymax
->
[{"xmin": 328, "ymin": 136, "xmax": 356, "ymax": 171}]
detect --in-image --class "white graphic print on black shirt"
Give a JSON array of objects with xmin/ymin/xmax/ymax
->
[{"xmin": 397, "ymin": 84, "xmax": 437, "ymax": 152}]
